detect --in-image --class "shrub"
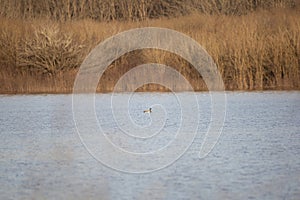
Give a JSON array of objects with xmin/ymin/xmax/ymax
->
[{"xmin": 17, "ymin": 24, "xmax": 86, "ymax": 74}]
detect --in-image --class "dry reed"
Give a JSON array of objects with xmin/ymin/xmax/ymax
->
[
  {"xmin": 0, "ymin": 0, "xmax": 297, "ymax": 20},
  {"xmin": 0, "ymin": 1, "xmax": 299, "ymax": 93}
]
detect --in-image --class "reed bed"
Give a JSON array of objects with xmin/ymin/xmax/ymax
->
[
  {"xmin": 0, "ymin": 1, "xmax": 299, "ymax": 93},
  {"xmin": 0, "ymin": 0, "xmax": 297, "ymax": 20}
]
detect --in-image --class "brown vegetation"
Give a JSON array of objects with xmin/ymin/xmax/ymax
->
[
  {"xmin": 0, "ymin": 0, "xmax": 297, "ymax": 20},
  {"xmin": 0, "ymin": 0, "xmax": 299, "ymax": 93}
]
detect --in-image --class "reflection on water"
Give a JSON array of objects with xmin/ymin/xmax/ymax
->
[{"xmin": 0, "ymin": 92, "xmax": 299, "ymax": 199}]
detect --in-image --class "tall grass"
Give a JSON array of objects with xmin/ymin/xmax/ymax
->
[
  {"xmin": 0, "ymin": 0, "xmax": 297, "ymax": 20},
  {"xmin": 0, "ymin": 1, "xmax": 299, "ymax": 93}
]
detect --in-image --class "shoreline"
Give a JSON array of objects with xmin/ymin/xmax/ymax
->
[{"xmin": 1, "ymin": 89, "xmax": 299, "ymax": 95}]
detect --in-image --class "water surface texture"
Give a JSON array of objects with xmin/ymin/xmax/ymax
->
[{"xmin": 1, "ymin": 92, "xmax": 300, "ymax": 199}]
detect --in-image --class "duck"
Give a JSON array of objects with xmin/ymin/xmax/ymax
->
[{"xmin": 143, "ymin": 108, "xmax": 152, "ymax": 113}]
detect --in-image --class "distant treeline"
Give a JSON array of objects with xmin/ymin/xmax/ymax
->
[
  {"xmin": 0, "ymin": 0, "xmax": 298, "ymax": 21},
  {"xmin": 0, "ymin": 1, "xmax": 299, "ymax": 93}
]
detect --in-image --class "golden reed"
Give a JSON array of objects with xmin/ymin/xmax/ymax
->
[{"xmin": 0, "ymin": 0, "xmax": 299, "ymax": 93}]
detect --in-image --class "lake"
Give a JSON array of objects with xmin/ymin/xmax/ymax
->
[{"xmin": 0, "ymin": 92, "xmax": 299, "ymax": 199}]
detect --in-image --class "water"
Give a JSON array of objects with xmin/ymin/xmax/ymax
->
[{"xmin": 0, "ymin": 92, "xmax": 300, "ymax": 199}]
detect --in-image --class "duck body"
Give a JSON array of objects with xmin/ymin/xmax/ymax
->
[{"xmin": 143, "ymin": 108, "xmax": 152, "ymax": 113}]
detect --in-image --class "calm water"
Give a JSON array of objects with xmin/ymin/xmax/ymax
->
[{"xmin": 0, "ymin": 92, "xmax": 300, "ymax": 199}]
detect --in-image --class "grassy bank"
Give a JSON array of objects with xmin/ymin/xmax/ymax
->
[{"xmin": 0, "ymin": 1, "xmax": 300, "ymax": 93}]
